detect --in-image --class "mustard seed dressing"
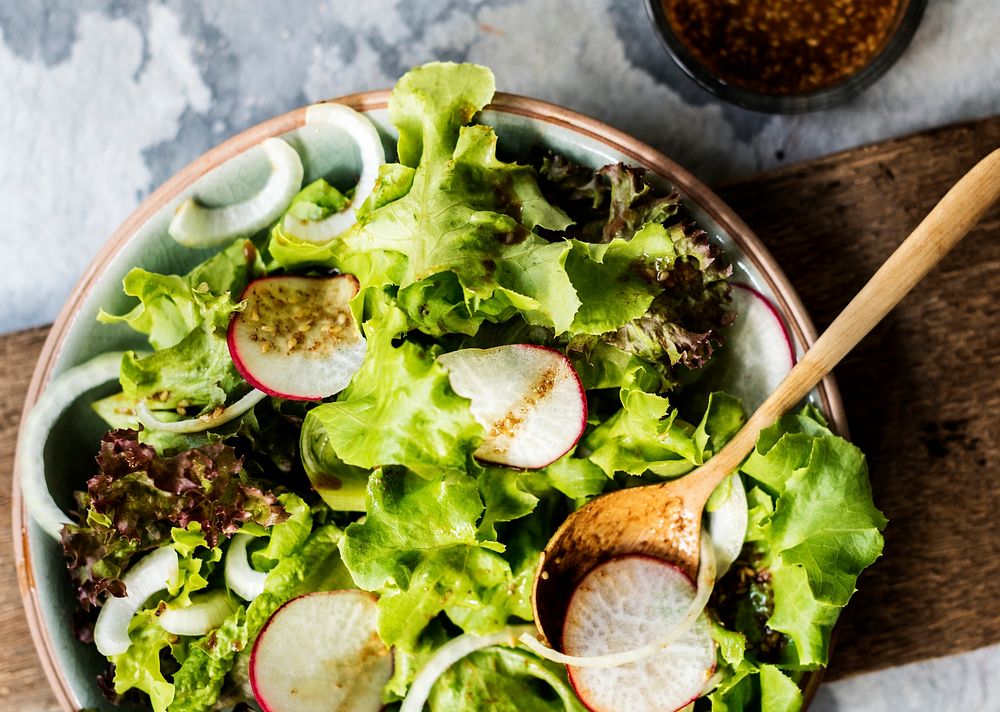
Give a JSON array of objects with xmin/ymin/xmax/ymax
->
[{"xmin": 662, "ymin": 0, "xmax": 904, "ymax": 95}]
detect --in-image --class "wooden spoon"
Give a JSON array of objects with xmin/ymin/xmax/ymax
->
[{"xmin": 531, "ymin": 148, "xmax": 1000, "ymax": 648}]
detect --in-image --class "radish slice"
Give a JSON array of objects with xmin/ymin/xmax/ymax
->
[
  {"xmin": 519, "ymin": 533, "xmax": 717, "ymax": 669},
  {"xmin": 713, "ymin": 283, "xmax": 794, "ymax": 412},
  {"xmin": 437, "ymin": 345, "xmax": 587, "ymax": 469},
  {"xmin": 280, "ymin": 103, "xmax": 385, "ymax": 243},
  {"xmin": 227, "ymin": 275, "xmax": 366, "ymax": 401},
  {"xmin": 225, "ymin": 533, "xmax": 268, "ymax": 601},
  {"xmin": 95, "ymin": 546, "xmax": 180, "ymax": 656},
  {"xmin": 707, "ymin": 474, "xmax": 748, "ymax": 578},
  {"xmin": 562, "ymin": 554, "xmax": 716, "ymax": 712},
  {"xmin": 136, "ymin": 388, "xmax": 268, "ymax": 434},
  {"xmin": 159, "ymin": 590, "xmax": 237, "ymax": 636},
  {"xmin": 18, "ymin": 351, "xmax": 125, "ymax": 539},
  {"xmin": 169, "ymin": 137, "xmax": 304, "ymax": 248},
  {"xmin": 249, "ymin": 591, "xmax": 392, "ymax": 712},
  {"xmin": 400, "ymin": 625, "xmax": 535, "ymax": 712}
]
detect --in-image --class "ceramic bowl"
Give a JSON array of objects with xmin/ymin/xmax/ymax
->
[{"xmin": 13, "ymin": 90, "xmax": 845, "ymax": 710}]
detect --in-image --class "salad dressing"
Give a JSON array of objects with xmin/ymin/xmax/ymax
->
[{"xmin": 661, "ymin": 0, "xmax": 904, "ymax": 95}]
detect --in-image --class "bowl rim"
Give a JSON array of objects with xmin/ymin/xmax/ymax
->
[{"xmin": 12, "ymin": 89, "xmax": 844, "ymax": 711}]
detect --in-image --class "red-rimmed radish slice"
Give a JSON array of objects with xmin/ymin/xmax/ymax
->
[
  {"xmin": 250, "ymin": 591, "xmax": 392, "ymax": 712},
  {"xmin": 18, "ymin": 351, "xmax": 125, "ymax": 539},
  {"xmin": 713, "ymin": 283, "xmax": 794, "ymax": 412},
  {"xmin": 562, "ymin": 556, "xmax": 716, "ymax": 712},
  {"xmin": 400, "ymin": 625, "xmax": 535, "ymax": 712},
  {"xmin": 281, "ymin": 103, "xmax": 385, "ymax": 243},
  {"xmin": 159, "ymin": 590, "xmax": 237, "ymax": 637},
  {"xmin": 137, "ymin": 388, "xmax": 268, "ymax": 434},
  {"xmin": 707, "ymin": 473, "xmax": 748, "ymax": 578},
  {"xmin": 95, "ymin": 546, "xmax": 180, "ymax": 656},
  {"xmin": 228, "ymin": 275, "xmax": 366, "ymax": 401},
  {"xmin": 520, "ymin": 533, "xmax": 717, "ymax": 669},
  {"xmin": 225, "ymin": 533, "xmax": 268, "ymax": 601},
  {"xmin": 437, "ymin": 345, "xmax": 587, "ymax": 469},
  {"xmin": 169, "ymin": 138, "xmax": 304, "ymax": 248}
]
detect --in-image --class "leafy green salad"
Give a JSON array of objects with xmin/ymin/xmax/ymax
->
[{"xmin": 47, "ymin": 63, "xmax": 885, "ymax": 712}]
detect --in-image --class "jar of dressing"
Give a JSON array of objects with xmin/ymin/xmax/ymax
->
[{"xmin": 646, "ymin": 0, "xmax": 927, "ymax": 112}]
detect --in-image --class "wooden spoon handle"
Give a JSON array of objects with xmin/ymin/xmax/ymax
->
[{"xmin": 690, "ymin": 148, "xmax": 1000, "ymax": 498}]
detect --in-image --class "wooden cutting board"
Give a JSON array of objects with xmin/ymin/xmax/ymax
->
[{"xmin": 2, "ymin": 118, "xmax": 998, "ymax": 710}]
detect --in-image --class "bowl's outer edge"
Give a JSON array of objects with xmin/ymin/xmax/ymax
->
[{"xmin": 12, "ymin": 89, "xmax": 844, "ymax": 711}]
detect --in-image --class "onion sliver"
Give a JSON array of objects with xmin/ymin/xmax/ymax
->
[
  {"xmin": 95, "ymin": 547, "xmax": 180, "ymax": 656},
  {"xmin": 707, "ymin": 473, "xmax": 748, "ymax": 578},
  {"xmin": 18, "ymin": 351, "xmax": 125, "ymax": 540},
  {"xmin": 159, "ymin": 590, "xmax": 236, "ymax": 637},
  {"xmin": 519, "ymin": 532, "xmax": 718, "ymax": 669},
  {"xmin": 225, "ymin": 533, "xmax": 268, "ymax": 601},
  {"xmin": 400, "ymin": 625, "xmax": 535, "ymax": 712},
  {"xmin": 137, "ymin": 388, "xmax": 267, "ymax": 434},
  {"xmin": 169, "ymin": 137, "xmax": 304, "ymax": 248},
  {"xmin": 280, "ymin": 102, "xmax": 385, "ymax": 243}
]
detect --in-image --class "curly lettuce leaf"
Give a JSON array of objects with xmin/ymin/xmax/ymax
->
[
  {"xmin": 537, "ymin": 156, "xmax": 681, "ymax": 244},
  {"xmin": 61, "ymin": 430, "xmax": 285, "ymax": 610},
  {"xmin": 538, "ymin": 153, "xmax": 733, "ymax": 380},
  {"xmin": 110, "ymin": 609, "xmax": 176, "ymax": 711}
]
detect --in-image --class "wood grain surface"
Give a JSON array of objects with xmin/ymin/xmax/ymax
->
[
  {"xmin": 717, "ymin": 118, "xmax": 1000, "ymax": 680},
  {"xmin": 1, "ymin": 117, "xmax": 998, "ymax": 710}
]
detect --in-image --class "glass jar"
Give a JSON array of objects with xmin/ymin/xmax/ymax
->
[{"xmin": 646, "ymin": 0, "xmax": 927, "ymax": 113}]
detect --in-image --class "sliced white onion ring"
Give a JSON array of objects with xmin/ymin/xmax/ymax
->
[
  {"xmin": 400, "ymin": 625, "xmax": 535, "ymax": 712},
  {"xmin": 169, "ymin": 137, "xmax": 304, "ymax": 247},
  {"xmin": 136, "ymin": 388, "xmax": 267, "ymax": 434},
  {"xmin": 95, "ymin": 546, "xmax": 180, "ymax": 656},
  {"xmin": 18, "ymin": 351, "xmax": 125, "ymax": 540},
  {"xmin": 159, "ymin": 590, "xmax": 236, "ymax": 636},
  {"xmin": 519, "ymin": 532, "xmax": 718, "ymax": 669},
  {"xmin": 707, "ymin": 473, "xmax": 748, "ymax": 578},
  {"xmin": 279, "ymin": 102, "xmax": 385, "ymax": 243},
  {"xmin": 225, "ymin": 533, "xmax": 268, "ymax": 601}
]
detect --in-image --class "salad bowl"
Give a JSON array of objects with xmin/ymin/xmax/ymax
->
[{"xmin": 14, "ymin": 86, "xmax": 847, "ymax": 711}]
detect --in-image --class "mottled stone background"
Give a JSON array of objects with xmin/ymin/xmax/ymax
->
[{"xmin": 1, "ymin": 1, "xmax": 999, "ymax": 709}]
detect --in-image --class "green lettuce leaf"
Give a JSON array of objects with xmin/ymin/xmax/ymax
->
[
  {"xmin": 340, "ymin": 467, "xmax": 528, "ymax": 650},
  {"xmin": 303, "ymin": 306, "xmax": 482, "ymax": 478},
  {"xmin": 110, "ymin": 609, "xmax": 176, "ymax": 711},
  {"xmin": 564, "ymin": 224, "xmax": 667, "ymax": 335},
  {"xmin": 102, "ymin": 239, "xmax": 262, "ymax": 415},
  {"xmin": 99, "ymin": 239, "xmax": 260, "ymax": 350},
  {"xmin": 710, "ymin": 406, "xmax": 886, "ymax": 710},
  {"xmin": 586, "ymin": 389, "xmax": 744, "ymax": 478},
  {"xmin": 428, "ymin": 647, "xmax": 586, "ymax": 711},
  {"xmin": 108, "ymin": 524, "xmax": 225, "ymax": 712},
  {"xmin": 297, "ymin": 62, "xmax": 582, "ymax": 336},
  {"xmin": 746, "ymin": 421, "xmax": 886, "ymax": 668}
]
